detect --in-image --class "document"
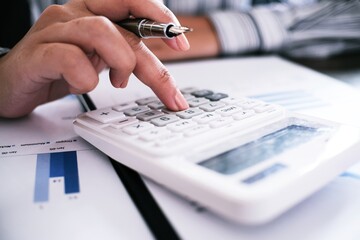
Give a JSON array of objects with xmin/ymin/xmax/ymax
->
[
  {"xmin": 0, "ymin": 95, "xmax": 153, "ymax": 240},
  {"xmin": 89, "ymin": 56, "xmax": 360, "ymax": 239}
]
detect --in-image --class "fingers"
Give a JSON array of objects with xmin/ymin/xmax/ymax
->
[
  {"xmin": 84, "ymin": 0, "xmax": 190, "ymax": 51},
  {"xmin": 31, "ymin": 42, "xmax": 99, "ymax": 95},
  {"xmin": 127, "ymin": 40, "xmax": 189, "ymax": 111},
  {"xmin": 32, "ymin": 4, "xmax": 189, "ymax": 111},
  {"xmin": 35, "ymin": 16, "xmax": 137, "ymax": 88}
]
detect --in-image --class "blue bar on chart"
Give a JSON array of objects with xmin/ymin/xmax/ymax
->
[{"xmin": 34, "ymin": 151, "xmax": 80, "ymax": 203}]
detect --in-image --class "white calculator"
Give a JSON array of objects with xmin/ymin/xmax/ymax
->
[{"xmin": 73, "ymin": 87, "xmax": 360, "ymax": 225}]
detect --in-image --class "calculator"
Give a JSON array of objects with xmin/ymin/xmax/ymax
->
[{"xmin": 73, "ymin": 87, "xmax": 360, "ymax": 225}]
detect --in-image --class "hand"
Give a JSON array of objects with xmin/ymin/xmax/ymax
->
[
  {"xmin": 143, "ymin": 16, "xmax": 220, "ymax": 62},
  {"xmin": 0, "ymin": 0, "xmax": 190, "ymax": 118}
]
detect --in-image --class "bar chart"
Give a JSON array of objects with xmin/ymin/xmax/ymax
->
[{"xmin": 34, "ymin": 151, "xmax": 80, "ymax": 203}]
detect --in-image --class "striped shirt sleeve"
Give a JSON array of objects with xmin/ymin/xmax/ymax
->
[{"xmin": 207, "ymin": 0, "xmax": 360, "ymax": 58}]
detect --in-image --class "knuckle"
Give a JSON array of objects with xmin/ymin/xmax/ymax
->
[
  {"xmin": 74, "ymin": 16, "xmax": 115, "ymax": 37},
  {"xmin": 41, "ymin": 4, "xmax": 72, "ymax": 22},
  {"xmin": 154, "ymin": 68, "xmax": 173, "ymax": 87},
  {"xmin": 42, "ymin": 4, "xmax": 65, "ymax": 16}
]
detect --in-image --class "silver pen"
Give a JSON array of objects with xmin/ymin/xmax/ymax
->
[{"xmin": 117, "ymin": 18, "xmax": 193, "ymax": 39}]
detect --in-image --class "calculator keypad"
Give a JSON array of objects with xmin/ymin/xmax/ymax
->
[{"xmin": 77, "ymin": 89, "xmax": 285, "ymax": 156}]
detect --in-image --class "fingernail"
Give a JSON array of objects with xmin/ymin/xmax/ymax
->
[
  {"xmin": 175, "ymin": 88, "xmax": 189, "ymax": 110},
  {"xmin": 176, "ymin": 34, "xmax": 190, "ymax": 51}
]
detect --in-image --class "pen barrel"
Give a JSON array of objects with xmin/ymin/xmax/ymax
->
[{"xmin": 118, "ymin": 19, "xmax": 175, "ymax": 39}]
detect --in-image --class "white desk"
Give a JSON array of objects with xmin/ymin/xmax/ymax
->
[{"xmin": 1, "ymin": 56, "xmax": 360, "ymax": 240}]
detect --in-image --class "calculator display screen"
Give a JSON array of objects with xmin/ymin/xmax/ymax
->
[{"xmin": 198, "ymin": 125, "xmax": 326, "ymax": 175}]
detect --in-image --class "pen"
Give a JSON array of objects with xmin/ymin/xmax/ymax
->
[{"xmin": 117, "ymin": 18, "xmax": 193, "ymax": 39}]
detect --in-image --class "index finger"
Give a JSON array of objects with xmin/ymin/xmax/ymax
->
[{"xmin": 131, "ymin": 42, "xmax": 189, "ymax": 111}]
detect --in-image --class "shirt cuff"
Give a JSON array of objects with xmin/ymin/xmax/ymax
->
[
  {"xmin": 0, "ymin": 47, "xmax": 10, "ymax": 57},
  {"xmin": 208, "ymin": 7, "xmax": 287, "ymax": 55}
]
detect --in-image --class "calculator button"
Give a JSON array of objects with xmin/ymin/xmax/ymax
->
[
  {"xmin": 191, "ymin": 90, "xmax": 214, "ymax": 97},
  {"xmin": 110, "ymin": 117, "xmax": 139, "ymax": 129},
  {"xmin": 199, "ymin": 102, "xmax": 226, "ymax": 112},
  {"xmin": 139, "ymin": 128, "xmax": 171, "ymax": 142},
  {"xmin": 136, "ymin": 110, "xmax": 164, "ymax": 121},
  {"xmin": 216, "ymin": 105, "xmax": 242, "ymax": 117},
  {"xmin": 238, "ymin": 99, "xmax": 263, "ymax": 109},
  {"xmin": 135, "ymin": 96, "xmax": 158, "ymax": 105},
  {"xmin": 122, "ymin": 122, "xmax": 154, "ymax": 135},
  {"xmin": 205, "ymin": 93, "xmax": 228, "ymax": 101},
  {"xmin": 209, "ymin": 117, "xmax": 234, "ymax": 128},
  {"xmin": 253, "ymin": 104, "xmax": 276, "ymax": 113},
  {"xmin": 155, "ymin": 133, "xmax": 183, "ymax": 146},
  {"xmin": 112, "ymin": 102, "xmax": 138, "ymax": 112},
  {"xmin": 183, "ymin": 93, "xmax": 196, "ymax": 101},
  {"xmin": 167, "ymin": 119, "xmax": 197, "ymax": 132},
  {"xmin": 148, "ymin": 101, "xmax": 165, "ymax": 110},
  {"xmin": 150, "ymin": 115, "xmax": 180, "ymax": 127},
  {"xmin": 181, "ymin": 87, "xmax": 199, "ymax": 94},
  {"xmin": 184, "ymin": 125, "xmax": 210, "ymax": 137},
  {"xmin": 187, "ymin": 97, "xmax": 209, "ymax": 107},
  {"xmin": 161, "ymin": 108, "xmax": 178, "ymax": 114},
  {"xmin": 76, "ymin": 114, "xmax": 108, "ymax": 128},
  {"xmin": 192, "ymin": 112, "xmax": 221, "ymax": 124},
  {"xmin": 176, "ymin": 108, "xmax": 204, "ymax": 119},
  {"xmin": 123, "ymin": 106, "xmax": 150, "ymax": 116},
  {"xmin": 85, "ymin": 107, "xmax": 126, "ymax": 123},
  {"xmin": 220, "ymin": 97, "xmax": 246, "ymax": 105},
  {"xmin": 233, "ymin": 110, "xmax": 256, "ymax": 120}
]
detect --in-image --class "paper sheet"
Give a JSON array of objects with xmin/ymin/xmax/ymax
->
[{"xmin": 0, "ymin": 95, "xmax": 153, "ymax": 240}]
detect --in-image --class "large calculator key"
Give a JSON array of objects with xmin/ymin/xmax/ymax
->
[
  {"xmin": 176, "ymin": 108, "xmax": 204, "ymax": 119},
  {"xmin": 216, "ymin": 105, "xmax": 242, "ymax": 117},
  {"xmin": 135, "ymin": 96, "xmax": 158, "ymax": 105},
  {"xmin": 150, "ymin": 115, "xmax": 180, "ymax": 127},
  {"xmin": 122, "ymin": 122, "xmax": 154, "ymax": 135},
  {"xmin": 112, "ymin": 102, "xmax": 138, "ymax": 112},
  {"xmin": 167, "ymin": 119, "xmax": 197, "ymax": 132},
  {"xmin": 110, "ymin": 117, "xmax": 139, "ymax": 129},
  {"xmin": 199, "ymin": 102, "xmax": 226, "ymax": 112},
  {"xmin": 85, "ymin": 107, "xmax": 126, "ymax": 123},
  {"xmin": 187, "ymin": 97, "xmax": 209, "ymax": 107},
  {"xmin": 136, "ymin": 110, "xmax": 164, "ymax": 121},
  {"xmin": 139, "ymin": 128, "xmax": 172, "ymax": 142},
  {"xmin": 209, "ymin": 117, "xmax": 234, "ymax": 128},
  {"xmin": 192, "ymin": 112, "xmax": 221, "ymax": 124},
  {"xmin": 123, "ymin": 106, "xmax": 150, "ymax": 116}
]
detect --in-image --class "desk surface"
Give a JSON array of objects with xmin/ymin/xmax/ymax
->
[{"xmin": 1, "ymin": 56, "xmax": 360, "ymax": 240}]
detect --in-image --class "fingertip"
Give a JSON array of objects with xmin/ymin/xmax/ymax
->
[
  {"xmin": 174, "ymin": 88, "xmax": 189, "ymax": 110},
  {"xmin": 176, "ymin": 34, "xmax": 190, "ymax": 51}
]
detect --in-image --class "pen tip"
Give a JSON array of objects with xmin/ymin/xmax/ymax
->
[{"xmin": 168, "ymin": 26, "xmax": 193, "ymax": 36}]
